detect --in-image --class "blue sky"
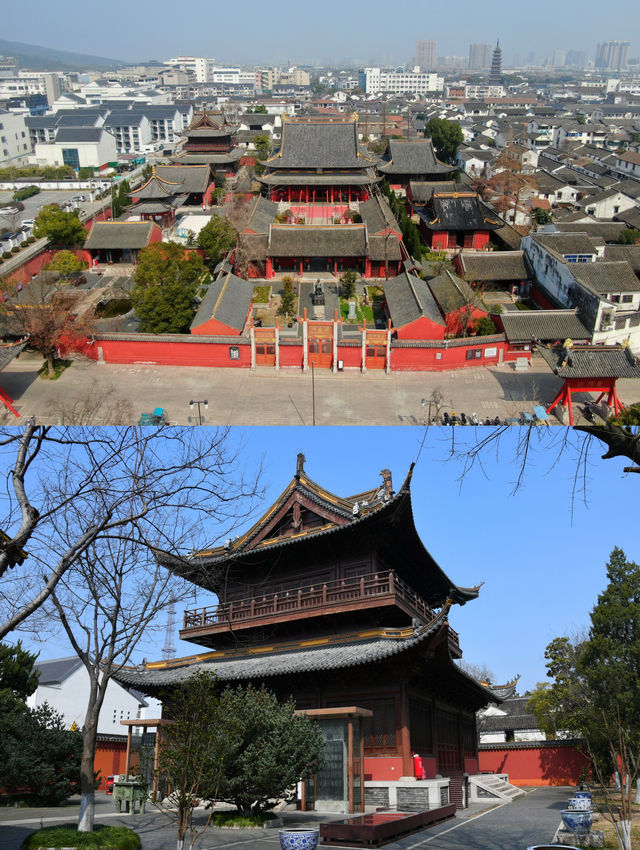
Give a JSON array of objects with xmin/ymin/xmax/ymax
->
[
  {"xmin": 4, "ymin": 0, "xmax": 638, "ymax": 67},
  {"xmin": 31, "ymin": 426, "xmax": 639, "ymax": 697}
]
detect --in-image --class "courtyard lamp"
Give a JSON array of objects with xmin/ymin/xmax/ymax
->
[{"xmin": 189, "ymin": 399, "xmax": 208, "ymax": 426}]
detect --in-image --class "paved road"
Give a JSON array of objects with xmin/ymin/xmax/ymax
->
[
  {"xmin": 3, "ymin": 351, "xmax": 639, "ymax": 426},
  {"xmin": 0, "ymin": 787, "xmax": 571, "ymax": 850}
]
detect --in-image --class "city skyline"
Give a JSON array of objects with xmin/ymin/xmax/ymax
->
[{"xmin": 3, "ymin": 0, "xmax": 639, "ymax": 67}]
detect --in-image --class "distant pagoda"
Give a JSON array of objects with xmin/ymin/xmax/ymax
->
[{"xmin": 489, "ymin": 40, "xmax": 503, "ymax": 86}]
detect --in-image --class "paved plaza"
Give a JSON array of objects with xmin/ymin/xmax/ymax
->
[
  {"xmin": 2, "ymin": 350, "xmax": 639, "ymax": 426},
  {"xmin": 0, "ymin": 787, "xmax": 573, "ymax": 850}
]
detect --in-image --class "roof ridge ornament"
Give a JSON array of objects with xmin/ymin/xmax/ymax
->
[{"xmin": 296, "ymin": 452, "xmax": 306, "ymax": 478}]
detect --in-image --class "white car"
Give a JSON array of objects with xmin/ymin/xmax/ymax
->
[{"xmin": 21, "ymin": 219, "xmax": 36, "ymax": 229}]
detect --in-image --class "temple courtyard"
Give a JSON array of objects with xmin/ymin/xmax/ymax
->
[
  {"xmin": 0, "ymin": 787, "xmax": 575, "ymax": 850},
  {"xmin": 2, "ymin": 349, "xmax": 640, "ymax": 425}
]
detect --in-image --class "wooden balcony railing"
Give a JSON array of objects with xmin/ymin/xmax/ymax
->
[{"xmin": 182, "ymin": 570, "xmax": 448, "ymax": 637}]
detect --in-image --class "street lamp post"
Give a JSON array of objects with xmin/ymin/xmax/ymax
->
[{"xmin": 189, "ymin": 399, "xmax": 208, "ymax": 425}]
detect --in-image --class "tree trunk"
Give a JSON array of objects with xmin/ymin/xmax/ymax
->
[
  {"xmin": 78, "ymin": 717, "xmax": 99, "ymax": 832},
  {"xmin": 634, "ymin": 782, "xmax": 640, "ymax": 805},
  {"xmin": 616, "ymin": 818, "xmax": 632, "ymax": 850},
  {"xmin": 46, "ymin": 353, "xmax": 55, "ymax": 377}
]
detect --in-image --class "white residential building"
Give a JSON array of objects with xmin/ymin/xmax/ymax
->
[
  {"xmin": 359, "ymin": 67, "xmax": 443, "ymax": 96},
  {"xmin": 0, "ymin": 109, "xmax": 32, "ymax": 167},
  {"xmin": 27, "ymin": 656, "xmax": 161, "ymax": 736}
]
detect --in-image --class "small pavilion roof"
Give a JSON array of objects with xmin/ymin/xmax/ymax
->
[
  {"xmin": 128, "ymin": 168, "xmax": 184, "ymax": 200},
  {"xmin": 85, "ymin": 221, "xmax": 159, "ymax": 250},
  {"xmin": 538, "ymin": 343, "xmax": 640, "ymax": 379},
  {"xmin": 417, "ymin": 193, "xmax": 502, "ymax": 232},
  {"xmin": 190, "ymin": 273, "xmax": 253, "ymax": 333}
]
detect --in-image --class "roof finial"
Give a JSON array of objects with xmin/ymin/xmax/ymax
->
[
  {"xmin": 296, "ymin": 453, "xmax": 306, "ymax": 477},
  {"xmin": 380, "ymin": 468, "xmax": 393, "ymax": 497}
]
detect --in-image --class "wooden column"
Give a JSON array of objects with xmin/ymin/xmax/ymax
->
[
  {"xmin": 124, "ymin": 724, "xmax": 132, "ymax": 778},
  {"xmin": 347, "ymin": 716, "xmax": 354, "ymax": 814},
  {"xmin": 152, "ymin": 727, "xmax": 161, "ymax": 801},
  {"xmin": 399, "ymin": 685, "xmax": 412, "ymax": 777}
]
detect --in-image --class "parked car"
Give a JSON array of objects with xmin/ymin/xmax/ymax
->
[
  {"xmin": 71, "ymin": 195, "xmax": 87, "ymax": 202},
  {"xmin": 21, "ymin": 219, "xmax": 35, "ymax": 229}
]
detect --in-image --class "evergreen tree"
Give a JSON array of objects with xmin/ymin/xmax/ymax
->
[
  {"xmin": 197, "ymin": 216, "xmax": 237, "ymax": 268},
  {"xmin": 131, "ymin": 242, "xmax": 206, "ymax": 333},
  {"xmin": 424, "ymin": 118, "xmax": 464, "ymax": 163},
  {"xmin": 0, "ymin": 640, "xmax": 39, "ymax": 699},
  {"xmin": 33, "ymin": 206, "xmax": 86, "ymax": 247}
]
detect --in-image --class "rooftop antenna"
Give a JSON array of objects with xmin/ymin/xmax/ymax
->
[{"xmin": 161, "ymin": 600, "xmax": 177, "ymax": 660}]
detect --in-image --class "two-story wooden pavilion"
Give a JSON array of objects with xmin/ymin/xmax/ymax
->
[{"xmin": 117, "ymin": 457, "xmax": 497, "ymax": 811}]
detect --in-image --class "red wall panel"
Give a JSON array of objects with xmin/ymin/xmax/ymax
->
[{"xmin": 479, "ymin": 745, "xmax": 589, "ymax": 787}]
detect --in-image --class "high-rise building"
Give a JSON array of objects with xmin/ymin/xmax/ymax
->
[
  {"xmin": 595, "ymin": 41, "xmax": 630, "ymax": 71},
  {"xmin": 489, "ymin": 40, "xmax": 503, "ymax": 85},
  {"xmin": 416, "ymin": 40, "xmax": 437, "ymax": 71},
  {"xmin": 468, "ymin": 43, "xmax": 492, "ymax": 70},
  {"xmin": 552, "ymin": 50, "xmax": 567, "ymax": 67}
]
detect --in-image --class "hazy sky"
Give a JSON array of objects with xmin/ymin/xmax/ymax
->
[
  {"xmin": 4, "ymin": 0, "xmax": 639, "ymax": 66},
  {"xmin": 29, "ymin": 426, "xmax": 639, "ymax": 697}
]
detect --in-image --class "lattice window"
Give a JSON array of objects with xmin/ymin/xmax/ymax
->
[
  {"xmin": 435, "ymin": 708, "xmax": 461, "ymax": 772},
  {"xmin": 409, "ymin": 698, "xmax": 433, "ymax": 754},
  {"xmin": 362, "ymin": 698, "xmax": 397, "ymax": 750}
]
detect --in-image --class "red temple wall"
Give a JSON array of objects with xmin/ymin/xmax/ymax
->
[
  {"xmin": 75, "ymin": 338, "xmax": 252, "ymax": 368},
  {"xmin": 396, "ymin": 316, "xmax": 446, "ymax": 341},
  {"xmin": 337, "ymin": 345, "xmax": 362, "ymax": 369},
  {"xmin": 391, "ymin": 340, "xmax": 508, "ymax": 371},
  {"xmin": 478, "ymin": 744, "xmax": 589, "ymax": 787},
  {"xmin": 94, "ymin": 739, "xmax": 127, "ymax": 790},
  {"xmin": 364, "ymin": 757, "xmax": 404, "ymax": 782}
]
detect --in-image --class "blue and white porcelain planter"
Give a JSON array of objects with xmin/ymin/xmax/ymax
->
[
  {"xmin": 568, "ymin": 796, "xmax": 591, "ymax": 810},
  {"xmin": 574, "ymin": 790, "xmax": 592, "ymax": 801},
  {"xmin": 561, "ymin": 808, "xmax": 593, "ymax": 833},
  {"xmin": 279, "ymin": 827, "xmax": 320, "ymax": 850}
]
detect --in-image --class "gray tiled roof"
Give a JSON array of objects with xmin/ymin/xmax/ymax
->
[
  {"xmin": 572, "ymin": 261, "xmax": 640, "ymax": 294},
  {"xmin": 499, "ymin": 310, "xmax": 590, "ymax": 343},
  {"xmin": 555, "ymin": 221, "xmax": 629, "ymax": 243},
  {"xmin": 268, "ymin": 120, "xmax": 374, "ymax": 170},
  {"xmin": 427, "ymin": 271, "xmax": 484, "ymax": 315},
  {"xmin": 246, "ymin": 196, "xmax": 279, "ymax": 234},
  {"xmin": 156, "ymin": 165, "xmax": 210, "ymax": 194},
  {"xmin": 0, "ymin": 338, "xmax": 28, "ymax": 372},
  {"xmin": 54, "ymin": 127, "xmax": 105, "ymax": 143},
  {"xmin": 260, "ymin": 170, "xmax": 376, "ymax": 186},
  {"xmin": 268, "ymin": 226, "xmax": 367, "ymax": 258},
  {"xmin": 538, "ymin": 344, "xmax": 640, "ymax": 378},
  {"xmin": 114, "ymin": 614, "xmax": 447, "ymax": 689},
  {"xmin": 532, "ymin": 232, "xmax": 598, "ymax": 257},
  {"xmin": 85, "ymin": 221, "xmax": 157, "ymax": 250},
  {"xmin": 603, "ymin": 244, "xmax": 640, "ymax": 273},
  {"xmin": 368, "ymin": 234, "xmax": 402, "ymax": 261},
  {"xmin": 35, "ymin": 656, "xmax": 83, "ymax": 685},
  {"xmin": 478, "ymin": 699, "xmax": 539, "ymax": 733},
  {"xmin": 409, "ymin": 181, "xmax": 464, "ymax": 204},
  {"xmin": 458, "ymin": 251, "xmax": 529, "ymax": 282},
  {"xmin": 359, "ymin": 197, "xmax": 399, "ymax": 234},
  {"xmin": 378, "ymin": 139, "xmax": 455, "ymax": 176},
  {"xmin": 385, "ymin": 271, "xmax": 445, "ymax": 329},
  {"xmin": 419, "ymin": 195, "xmax": 501, "ymax": 232},
  {"xmin": 191, "ymin": 273, "xmax": 253, "ymax": 333}
]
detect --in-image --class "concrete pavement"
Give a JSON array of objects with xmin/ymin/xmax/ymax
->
[
  {"xmin": 0, "ymin": 787, "xmax": 573, "ymax": 850},
  {"xmin": 3, "ymin": 351, "xmax": 639, "ymax": 426}
]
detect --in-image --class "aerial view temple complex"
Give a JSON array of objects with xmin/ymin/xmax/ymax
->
[{"xmin": 118, "ymin": 457, "xmax": 501, "ymax": 814}]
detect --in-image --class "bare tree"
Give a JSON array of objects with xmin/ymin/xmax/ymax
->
[
  {"xmin": 0, "ymin": 426, "xmax": 262, "ymax": 832},
  {"xmin": 457, "ymin": 660, "xmax": 496, "ymax": 684},
  {"xmin": 0, "ymin": 426, "xmax": 261, "ymax": 642},
  {"xmin": 49, "ymin": 539, "xmax": 185, "ymax": 832}
]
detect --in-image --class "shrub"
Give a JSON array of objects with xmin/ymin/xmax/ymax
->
[
  {"xmin": 27, "ymin": 236, "xmax": 36, "ymax": 244},
  {"xmin": 11, "ymin": 246, "xmax": 19, "ymax": 253},
  {"xmin": 20, "ymin": 241, "xmax": 28, "ymax": 248},
  {"xmin": 23, "ymin": 824, "xmax": 140, "ymax": 849},
  {"xmin": 13, "ymin": 185, "xmax": 40, "ymax": 201},
  {"xmin": 2, "ymin": 251, "xmax": 11, "ymax": 259}
]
